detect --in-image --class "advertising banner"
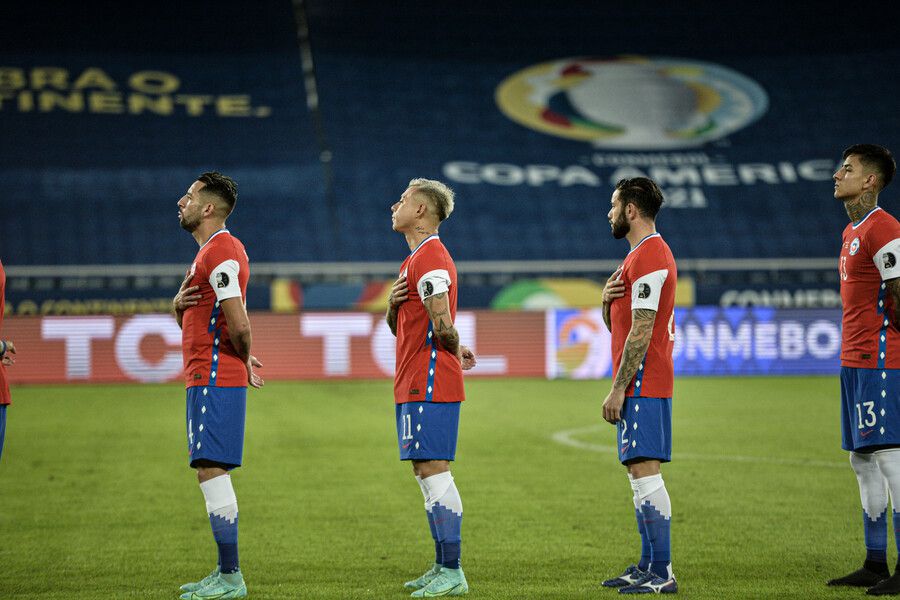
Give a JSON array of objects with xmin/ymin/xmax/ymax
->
[{"xmin": 4, "ymin": 308, "xmax": 842, "ymax": 385}]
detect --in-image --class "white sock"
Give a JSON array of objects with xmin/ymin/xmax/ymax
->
[{"xmin": 200, "ymin": 474, "xmax": 238, "ymax": 524}]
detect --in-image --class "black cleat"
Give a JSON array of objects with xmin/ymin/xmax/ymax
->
[
  {"xmin": 868, "ymin": 572, "xmax": 900, "ymax": 595},
  {"xmin": 828, "ymin": 563, "xmax": 889, "ymax": 587}
]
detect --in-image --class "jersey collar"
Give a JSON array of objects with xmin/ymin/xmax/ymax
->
[
  {"xmin": 627, "ymin": 232, "xmax": 661, "ymax": 255},
  {"xmin": 409, "ymin": 234, "xmax": 439, "ymax": 258},
  {"xmin": 199, "ymin": 228, "xmax": 230, "ymax": 250},
  {"xmin": 852, "ymin": 206, "xmax": 881, "ymax": 229}
]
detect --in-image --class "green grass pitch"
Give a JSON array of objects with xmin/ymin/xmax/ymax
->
[{"xmin": 0, "ymin": 377, "xmax": 877, "ymax": 599}]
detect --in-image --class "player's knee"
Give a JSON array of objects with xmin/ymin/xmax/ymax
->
[
  {"xmin": 627, "ymin": 459, "xmax": 661, "ymax": 479},
  {"xmin": 413, "ymin": 459, "xmax": 450, "ymax": 479},
  {"xmin": 874, "ymin": 448, "xmax": 900, "ymax": 479},
  {"xmin": 850, "ymin": 450, "xmax": 877, "ymax": 475}
]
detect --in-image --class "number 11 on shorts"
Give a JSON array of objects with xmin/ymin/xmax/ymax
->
[{"xmin": 402, "ymin": 413, "xmax": 414, "ymax": 440}]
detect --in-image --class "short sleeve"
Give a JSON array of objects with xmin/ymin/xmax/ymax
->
[
  {"xmin": 631, "ymin": 269, "xmax": 668, "ymax": 311},
  {"xmin": 417, "ymin": 269, "xmax": 451, "ymax": 302},
  {"xmin": 208, "ymin": 259, "xmax": 242, "ymax": 301},
  {"xmin": 874, "ymin": 239, "xmax": 900, "ymax": 281}
]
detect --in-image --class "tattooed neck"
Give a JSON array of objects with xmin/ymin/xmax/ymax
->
[
  {"xmin": 845, "ymin": 192, "xmax": 877, "ymax": 223},
  {"xmin": 414, "ymin": 225, "xmax": 435, "ymax": 236}
]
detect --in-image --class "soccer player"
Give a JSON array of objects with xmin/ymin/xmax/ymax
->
[
  {"xmin": 600, "ymin": 178, "xmax": 678, "ymax": 594},
  {"xmin": 0, "ymin": 257, "xmax": 17, "ymax": 463},
  {"xmin": 172, "ymin": 172, "xmax": 263, "ymax": 600},
  {"xmin": 387, "ymin": 178, "xmax": 476, "ymax": 597},
  {"xmin": 827, "ymin": 144, "xmax": 900, "ymax": 596}
]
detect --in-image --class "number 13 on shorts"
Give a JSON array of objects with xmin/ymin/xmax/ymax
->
[{"xmin": 856, "ymin": 401, "xmax": 877, "ymax": 429}]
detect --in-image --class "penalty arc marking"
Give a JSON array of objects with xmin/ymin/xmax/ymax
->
[{"xmin": 551, "ymin": 425, "xmax": 845, "ymax": 469}]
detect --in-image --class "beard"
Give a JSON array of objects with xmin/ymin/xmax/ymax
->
[
  {"xmin": 611, "ymin": 214, "xmax": 630, "ymax": 239},
  {"xmin": 179, "ymin": 213, "xmax": 200, "ymax": 232}
]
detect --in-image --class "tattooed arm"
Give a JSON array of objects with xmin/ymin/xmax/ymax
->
[
  {"xmin": 887, "ymin": 278, "xmax": 900, "ymax": 331},
  {"xmin": 422, "ymin": 290, "xmax": 477, "ymax": 370},
  {"xmin": 602, "ymin": 308, "xmax": 657, "ymax": 424},
  {"xmin": 423, "ymin": 291, "xmax": 460, "ymax": 356}
]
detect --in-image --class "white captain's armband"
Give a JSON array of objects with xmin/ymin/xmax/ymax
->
[
  {"xmin": 417, "ymin": 269, "xmax": 451, "ymax": 302},
  {"xmin": 875, "ymin": 239, "xmax": 900, "ymax": 281},
  {"xmin": 209, "ymin": 259, "xmax": 242, "ymax": 301},
  {"xmin": 631, "ymin": 269, "xmax": 669, "ymax": 311}
]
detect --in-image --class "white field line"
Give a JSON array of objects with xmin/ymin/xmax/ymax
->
[{"xmin": 551, "ymin": 425, "xmax": 846, "ymax": 469}]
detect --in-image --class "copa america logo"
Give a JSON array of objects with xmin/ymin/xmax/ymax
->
[{"xmin": 496, "ymin": 56, "xmax": 769, "ymax": 149}]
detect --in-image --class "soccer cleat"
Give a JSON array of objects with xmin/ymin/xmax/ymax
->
[
  {"xmin": 867, "ymin": 571, "xmax": 900, "ymax": 595},
  {"xmin": 405, "ymin": 563, "xmax": 443, "ymax": 590},
  {"xmin": 180, "ymin": 572, "xmax": 247, "ymax": 599},
  {"xmin": 602, "ymin": 564, "xmax": 648, "ymax": 588},
  {"xmin": 179, "ymin": 568, "xmax": 220, "ymax": 593},
  {"xmin": 410, "ymin": 566, "xmax": 469, "ymax": 597},
  {"xmin": 619, "ymin": 574, "xmax": 677, "ymax": 594},
  {"xmin": 828, "ymin": 565, "xmax": 889, "ymax": 587}
]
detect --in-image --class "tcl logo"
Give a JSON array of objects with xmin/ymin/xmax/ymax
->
[{"xmin": 42, "ymin": 315, "xmax": 182, "ymax": 382}]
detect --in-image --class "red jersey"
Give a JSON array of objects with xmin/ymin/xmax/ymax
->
[
  {"xmin": 609, "ymin": 233, "xmax": 676, "ymax": 398},
  {"xmin": 181, "ymin": 229, "xmax": 250, "ymax": 388},
  {"xmin": 840, "ymin": 207, "xmax": 900, "ymax": 368},
  {"xmin": 0, "ymin": 259, "xmax": 9, "ymax": 405},
  {"xmin": 394, "ymin": 236, "xmax": 465, "ymax": 404}
]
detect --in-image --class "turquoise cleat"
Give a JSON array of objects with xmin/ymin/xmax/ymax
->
[
  {"xmin": 410, "ymin": 567, "xmax": 469, "ymax": 597},
  {"xmin": 179, "ymin": 568, "xmax": 220, "ymax": 593},
  {"xmin": 180, "ymin": 571, "xmax": 247, "ymax": 599},
  {"xmin": 404, "ymin": 563, "xmax": 443, "ymax": 590}
]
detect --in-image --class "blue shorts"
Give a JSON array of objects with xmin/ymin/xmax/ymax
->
[
  {"xmin": 396, "ymin": 401, "xmax": 461, "ymax": 461},
  {"xmin": 0, "ymin": 404, "xmax": 6, "ymax": 462},
  {"xmin": 841, "ymin": 367, "xmax": 900, "ymax": 451},
  {"xmin": 186, "ymin": 386, "xmax": 247, "ymax": 469},
  {"xmin": 617, "ymin": 397, "xmax": 672, "ymax": 464}
]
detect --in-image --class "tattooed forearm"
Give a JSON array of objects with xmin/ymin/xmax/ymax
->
[
  {"xmin": 845, "ymin": 192, "xmax": 878, "ymax": 222},
  {"xmin": 887, "ymin": 278, "xmax": 900, "ymax": 331},
  {"xmin": 424, "ymin": 291, "xmax": 460, "ymax": 355},
  {"xmin": 434, "ymin": 319, "xmax": 461, "ymax": 355},
  {"xmin": 613, "ymin": 308, "xmax": 656, "ymax": 390},
  {"xmin": 386, "ymin": 305, "xmax": 399, "ymax": 336},
  {"xmin": 603, "ymin": 302, "xmax": 612, "ymax": 332}
]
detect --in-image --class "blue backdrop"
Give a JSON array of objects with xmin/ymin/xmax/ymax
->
[{"xmin": 1, "ymin": 1, "xmax": 898, "ymax": 265}]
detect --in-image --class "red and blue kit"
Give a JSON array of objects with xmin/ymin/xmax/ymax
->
[
  {"xmin": 838, "ymin": 207, "xmax": 900, "ymax": 451},
  {"xmin": 609, "ymin": 233, "xmax": 677, "ymax": 464},
  {"xmin": 393, "ymin": 235, "xmax": 464, "ymax": 461},
  {"xmin": 181, "ymin": 228, "xmax": 250, "ymax": 469},
  {"xmin": 181, "ymin": 229, "xmax": 250, "ymax": 388},
  {"xmin": 610, "ymin": 233, "xmax": 677, "ymax": 399}
]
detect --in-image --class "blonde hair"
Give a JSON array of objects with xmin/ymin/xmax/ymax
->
[{"xmin": 408, "ymin": 178, "xmax": 455, "ymax": 222}]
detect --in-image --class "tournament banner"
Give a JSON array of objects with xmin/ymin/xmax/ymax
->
[
  {"xmin": 4, "ymin": 308, "xmax": 842, "ymax": 385},
  {"xmin": 547, "ymin": 307, "xmax": 842, "ymax": 377}
]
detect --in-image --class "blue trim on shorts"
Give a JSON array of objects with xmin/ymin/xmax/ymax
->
[
  {"xmin": 186, "ymin": 386, "xmax": 246, "ymax": 469},
  {"xmin": 396, "ymin": 401, "xmax": 460, "ymax": 461}
]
